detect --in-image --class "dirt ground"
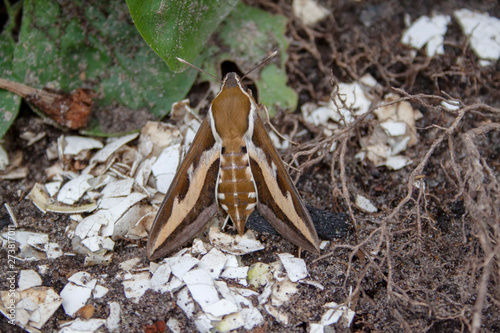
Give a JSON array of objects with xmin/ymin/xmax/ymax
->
[{"xmin": 1, "ymin": 0, "xmax": 500, "ymax": 332}]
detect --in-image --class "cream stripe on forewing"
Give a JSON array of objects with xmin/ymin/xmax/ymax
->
[
  {"xmin": 152, "ymin": 143, "xmax": 221, "ymax": 250},
  {"xmin": 247, "ymin": 141, "xmax": 317, "ymax": 245}
]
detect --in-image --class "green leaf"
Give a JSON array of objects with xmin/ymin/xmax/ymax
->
[
  {"xmin": 11, "ymin": 0, "xmax": 198, "ymax": 135},
  {"xmin": 258, "ymin": 64, "xmax": 298, "ymax": 114},
  {"xmin": 126, "ymin": 0, "xmax": 239, "ymax": 72},
  {"xmin": 0, "ymin": 1, "xmax": 23, "ymax": 140},
  {"xmin": 218, "ymin": 3, "xmax": 289, "ymax": 68}
]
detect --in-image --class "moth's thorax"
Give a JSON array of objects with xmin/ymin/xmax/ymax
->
[{"xmin": 211, "ymin": 86, "xmax": 251, "ymax": 142}]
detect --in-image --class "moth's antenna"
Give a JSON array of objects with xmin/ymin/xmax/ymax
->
[
  {"xmin": 241, "ymin": 51, "xmax": 278, "ymax": 80},
  {"xmin": 176, "ymin": 57, "xmax": 218, "ymax": 79}
]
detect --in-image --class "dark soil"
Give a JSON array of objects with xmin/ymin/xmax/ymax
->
[{"xmin": 1, "ymin": 0, "xmax": 499, "ymax": 332}]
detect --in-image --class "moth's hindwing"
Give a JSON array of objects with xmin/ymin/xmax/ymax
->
[
  {"xmin": 248, "ymin": 113, "xmax": 320, "ymax": 254},
  {"xmin": 147, "ymin": 117, "xmax": 221, "ymax": 260}
]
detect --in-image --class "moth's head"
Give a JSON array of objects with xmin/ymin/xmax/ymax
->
[{"xmin": 221, "ymin": 72, "xmax": 242, "ymax": 90}]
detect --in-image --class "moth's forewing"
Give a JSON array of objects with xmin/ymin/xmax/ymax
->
[
  {"xmin": 147, "ymin": 117, "xmax": 221, "ymax": 260},
  {"xmin": 248, "ymin": 114, "xmax": 320, "ymax": 254}
]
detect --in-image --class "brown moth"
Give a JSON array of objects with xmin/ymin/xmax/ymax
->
[{"xmin": 147, "ymin": 60, "xmax": 320, "ymax": 260}]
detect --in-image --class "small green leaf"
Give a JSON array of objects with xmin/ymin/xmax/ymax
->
[
  {"xmin": 258, "ymin": 65, "xmax": 298, "ymax": 115},
  {"xmin": 126, "ymin": 0, "xmax": 238, "ymax": 72}
]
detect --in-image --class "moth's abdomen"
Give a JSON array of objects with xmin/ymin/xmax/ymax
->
[{"xmin": 217, "ymin": 148, "xmax": 257, "ymax": 235}]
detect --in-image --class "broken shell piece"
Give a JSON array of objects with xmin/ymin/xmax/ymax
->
[
  {"xmin": 204, "ymin": 299, "xmax": 239, "ymax": 318},
  {"xmin": 119, "ymin": 258, "xmax": 141, "ymax": 272},
  {"xmin": 0, "ymin": 149, "xmax": 27, "ymax": 180},
  {"xmin": 151, "ymin": 144, "xmax": 182, "ymax": 194},
  {"xmin": 0, "ymin": 145, "xmax": 8, "ymax": 171},
  {"xmin": 183, "ymin": 117, "xmax": 202, "ymax": 148},
  {"xmin": 221, "ymin": 267, "xmax": 249, "ymax": 281},
  {"xmin": 321, "ymin": 302, "xmax": 356, "ymax": 328},
  {"xmin": 0, "ymin": 166, "xmax": 28, "ymax": 180},
  {"xmin": 198, "ymin": 248, "xmax": 227, "ymax": 279},
  {"xmin": 81, "ymin": 236, "xmax": 115, "ymax": 252},
  {"xmin": 401, "ymin": 15, "xmax": 451, "ymax": 56},
  {"xmin": 18, "ymin": 270, "xmax": 43, "ymax": 291},
  {"xmin": 4, "ymin": 202, "xmax": 17, "ymax": 227},
  {"xmin": 126, "ymin": 207, "xmax": 156, "ymax": 240},
  {"xmin": 268, "ymin": 131, "xmax": 289, "ymax": 150},
  {"xmin": 208, "ymin": 228, "xmax": 265, "ymax": 255},
  {"xmin": 45, "ymin": 242, "xmax": 63, "ymax": 259},
  {"xmin": 380, "ymin": 122, "xmax": 407, "ymax": 137},
  {"xmin": 271, "ymin": 278, "xmax": 298, "ymax": 306},
  {"xmin": 134, "ymin": 156, "xmax": 157, "ymax": 190},
  {"xmin": 454, "ymin": 9, "xmax": 500, "ymax": 62},
  {"xmin": 62, "ymin": 136, "xmax": 103, "ymax": 156},
  {"xmin": 68, "ymin": 272, "xmax": 97, "ymax": 289},
  {"xmin": 384, "ymin": 155, "xmax": 412, "ymax": 170},
  {"xmin": 57, "ymin": 174, "xmax": 94, "ymax": 205},
  {"xmin": 292, "ymin": 0, "xmax": 329, "ymax": 26},
  {"xmin": 359, "ymin": 73, "xmax": 383, "ymax": 92},
  {"xmin": 241, "ymin": 307, "xmax": 264, "ymax": 330},
  {"xmin": 113, "ymin": 204, "xmax": 155, "ymax": 240},
  {"xmin": 169, "ymin": 100, "xmax": 202, "ymax": 148},
  {"xmin": 265, "ymin": 304, "xmax": 289, "ymax": 325},
  {"xmin": 167, "ymin": 317, "xmax": 182, "ymax": 333},
  {"xmin": 212, "ymin": 311, "xmax": 245, "ymax": 331},
  {"xmin": 2, "ymin": 231, "xmax": 43, "ymax": 260},
  {"xmin": 138, "ymin": 121, "xmax": 181, "ymax": 157},
  {"xmin": 0, "ymin": 287, "xmax": 62, "ymax": 331},
  {"xmin": 363, "ymin": 143, "xmax": 405, "ymax": 170},
  {"xmin": 277, "ymin": 253, "xmax": 309, "ymax": 282},
  {"xmin": 83, "ymin": 252, "xmax": 113, "ymax": 267},
  {"xmin": 182, "ymin": 269, "xmax": 220, "ymax": 311},
  {"xmin": 92, "ymin": 285, "xmax": 109, "ymax": 299},
  {"xmin": 106, "ymin": 302, "xmax": 121, "ymax": 332},
  {"xmin": 169, "ymin": 254, "xmax": 200, "ymax": 279},
  {"xmin": 331, "ymin": 82, "xmax": 373, "ymax": 122},
  {"xmin": 300, "ymin": 279, "xmax": 325, "ymax": 290},
  {"xmin": 355, "ymin": 195, "xmax": 378, "ymax": 213},
  {"xmin": 60, "ymin": 273, "xmax": 97, "ymax": 316},
  {"xmin": 150, "ymin": 264, "xmax": 173, "ymax": 293},
  {"xmin": 375, "ymin": 93, "xmax": 420, "ymax": 146},
  {"xmin": 301, "ymin": 103, "xmax": 331, "ymax": 127},
  {"xmin": 176, "ymin": 287, "xmax": 195, "ymax": 319},
  {"xmin": 21, "ymin": 131, "xmax": 47, "ymax": 146},
  {"xmin": 83, "ymin": 133, "xmax": 139, "ymax": 173},
  {"xmin": 59, "ymin": 318, "xmax": 106, "ymax": 332},
  {"xmin": 441, "ymin": 100, "xmax": 461, "ymax": 111},
  {"xmin": 74, "ymin": 210, "xmax": 111, "ymax": 240},
  {"xmin": 194, "ymin": 313, "xmax": 214, "ymax": 333},
  {"xmin": 122, "ymin": 272, "xmax": 151, "ymax": 303},
  {"xmin": 29, "ymin": 183, "xmax": 97, "ymax": 214},
  {"xmin": 61, "ymin": 282, "xmax": 92, "ymax": 316},
  {"xmin": 303, "ymin": 82, "xmax": 373, "ymax": 128},
  {"xmin": 100, "ymin": 177, "xmax": 134, "ymax": 199},
  {"xmin": 44, "ymin": 181, "xmax": 62, "ymax": 197},
  {"xmin": 191, "ymin": 238, "xmax": 208, "ymax": 255},
  {"xmin": 86, "ymin": 192, "xmax": 146, "ymax": 238},
  {"xmin": 358, "ymin": 93, "xmax": 420, "ymax": 169}
]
